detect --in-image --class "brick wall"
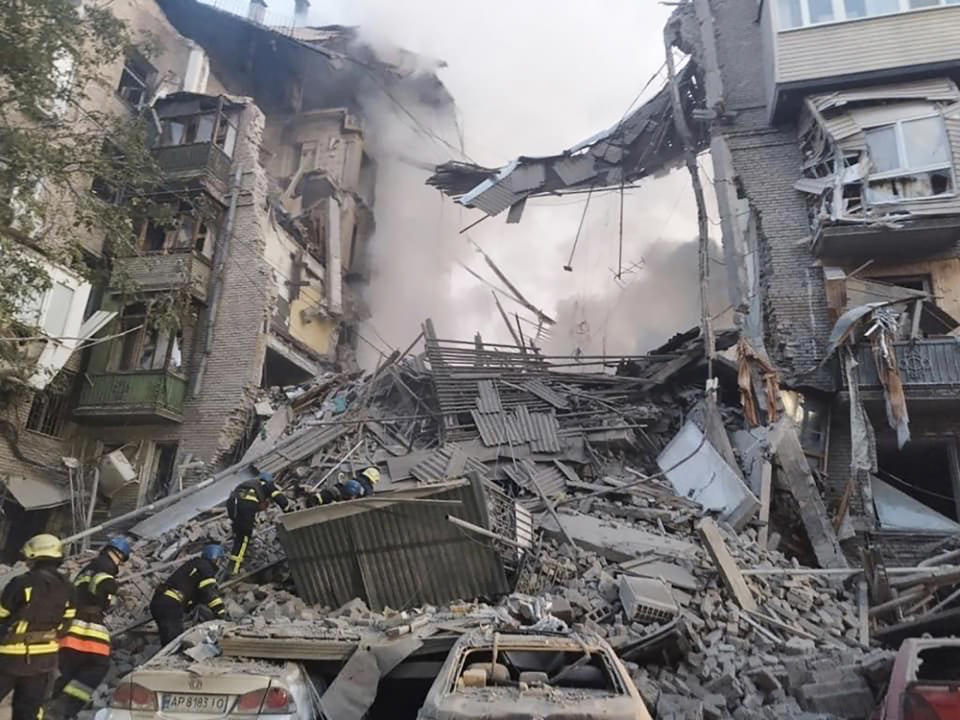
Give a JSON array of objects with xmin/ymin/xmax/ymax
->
[
  {"xmin": 178, "ymin": 102, "xmax": 275, "ymax": 465},
  {"xmin": 711, "ymin": 0, "xmax": 834, "ymax": 390}
]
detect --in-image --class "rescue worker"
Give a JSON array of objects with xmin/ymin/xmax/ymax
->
[
  {"xmin": 311, "ymin": 466, "xmax": 380, "ymax": 506},
  {"xmin": 0, "ymin": 534, "xmax": 75, "ymax": 720},
  {"xmin": 149, "ymin": 544, "xmax": 226, "ymax": 645},
  {"xmin": 48, "ymin": 537, "xmax": 131, "ymax": 720},
  {"xmin": 226, "ymin": 472, "xmax": 288, "ymax": 574}
]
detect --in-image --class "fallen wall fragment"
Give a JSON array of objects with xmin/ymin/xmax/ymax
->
[{"xmin": 658, "ymin": 420, "xmax": 759, "ymax": 529}]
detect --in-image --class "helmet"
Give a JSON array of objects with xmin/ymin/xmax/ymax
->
[
  {"xmin": 22, "ymin": 534, "xmax": 63, "ymax": 561},
  {"xmin": 105, "ymin": 537, "xmax": 132, "ymax": 560},
  {"xmin": 361, "ymin": 467, "xmax": 381, "ymax": 485},
  {"xmin": 201, "ymin": 544, "xmax": 225, "ymax": 563}
]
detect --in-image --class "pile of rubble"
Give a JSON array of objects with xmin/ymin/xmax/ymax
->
[{"xmin": 6, "ymin": 321, "xmax": 960, "ymax": 719}]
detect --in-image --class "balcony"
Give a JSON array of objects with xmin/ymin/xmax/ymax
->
[
  {"xmin": 110, "ymin": 250, "xmax": 211, "ymax": 303},
  {"xmin": 762, "ymin": 2, "xmax": 960, "ymax": 120},
  {"xmin": 844, "ymin": 338, "xmax": 960, "ymax": 399},
  {"xmin": 152, "ymin": 142, "xmax": 232, "ymax": 188},
  {"xmin": 812, "ymin": 216, "xmax": 960, "ymax": 259},
  {"xmin": 74, "ymin": 370, "xmax": 187, "ymax": 423}
]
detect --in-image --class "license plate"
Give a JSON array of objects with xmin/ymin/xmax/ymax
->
[{"xmin": 161, "ymin": 694, "xmax": 230, "ymax": 713}]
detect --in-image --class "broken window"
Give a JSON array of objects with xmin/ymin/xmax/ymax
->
[
  {"xmin": 111, "ymin": 305, "xmax": 182, "ymax": 372},
  {"xmin": 146, "ymin": 442, "xmax": 179, "ymax": 502},
  {"xmin": 452, "ymin": 648, "xmax": 621, "ymax": 693},
  {"xmin": 25, "ymin": 385, "xmax": 70, "ymax": 438},
  {"xmin": 214, "ymin": 116, "xmax": 237, "ymax": 158},
  {"xmin": 159, "ymin": 114, "xmax": 214, "ymax": 146},
  {"xmin": 865, "ymin": 115, "xmax": 953, "ymax": 202},
  {"xmin": 116, "ymin": 54, "xmax": 153, "ymax": 107},
  {"xmin": 137, "ymin": 207, "xmax": 218, "ymax": 257}
]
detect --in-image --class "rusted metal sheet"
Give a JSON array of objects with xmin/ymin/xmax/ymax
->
[{"xmin": 277, "ymin": 478, "xmax": 510, "ymax": 609}]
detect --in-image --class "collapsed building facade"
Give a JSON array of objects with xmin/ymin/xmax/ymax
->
[
  {"xmin": 0, "ymin": 0, "xmax": 453, "ymax": 556},
  {"xmin": 429, "ymin": 0, "xmax": 960, "ymax": 568}
]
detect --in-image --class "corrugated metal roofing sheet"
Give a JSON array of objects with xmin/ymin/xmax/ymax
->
[
  {"xmin": 521, "ymin": 380, "xmax": 570, "ymax": 410},
  {"xmin": 503, "ymin": 460, "xmax": 567, "ymax": 511},
  {"xmin": 278, "ymin": 478, "xmax": 509, "ymax": 609},
  {"xmin": 476, "ymin": 380, "xmax": 503, "ymax": 413},
  {"xmin": 409, "ymin": 445, "xmax": 488, "ymax": 484},
  {"xmin": 471, "ymin": 409, "xmax": 523, "ymax": 447},
  {"xmin": 530, "ymin": 412, "xmax": 561, "ymax": 454}
]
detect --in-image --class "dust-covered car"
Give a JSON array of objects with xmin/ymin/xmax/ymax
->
[
  {"xmin": 416, "ymin": 629, "xmax": 653, "ymax": 720},
  {"xmin": 100, "ymin": 622, "xmax": 319, "ymax": 720}
]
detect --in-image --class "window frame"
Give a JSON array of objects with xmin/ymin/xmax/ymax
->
[
  {"xmin": 116, "ymin": 54, "xmax": 154, "ymax": 108},
  {"xmin": 863, "ymin": 113, "xmax": 955, "ymax": 202},
  {"xmin": 778, "ymin": 0, "xmax": 960, "ymax": 30},
  {"xmin": 25, "ymin": 387, "xmax": 70, "ymax": 439}
]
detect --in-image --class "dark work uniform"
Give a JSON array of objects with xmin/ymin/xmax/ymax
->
[
  {"xmin": 49, "ymin": 552, "xmax": 119, "ymax": 718},
  {"xmin": 309, "ymin": 471, "xmax": 375, "ymax": 507},
  {"xmin": 225, "ymin": 478, "xmax": 288, "ymax": 574},
  {"xmin": 149, "ymin": 558, "xmax": 225, "ymax": 646},
  {"xmin": 0, "ymin": 561, "xmax": 74, "ymax": 720}
]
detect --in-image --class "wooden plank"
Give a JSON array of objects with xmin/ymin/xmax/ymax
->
[
  {"xmin": 697, "ymin": 517, "xmax": 757, "ymax": 611},
  {"xmin": 757, "ymin": 461, "xmax": 772, "ymax": 549}
]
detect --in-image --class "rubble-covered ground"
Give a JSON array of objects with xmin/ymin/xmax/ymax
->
[{"xmin": 4, "ymin": 325, "xmax": 959, "ymax": 720}]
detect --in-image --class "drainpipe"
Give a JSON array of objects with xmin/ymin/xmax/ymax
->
[{"xmin": 192, "ymin": 163, "xmax": 243, "ymax": 397}]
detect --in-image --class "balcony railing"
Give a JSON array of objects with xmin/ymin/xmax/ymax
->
[
  {"xmin": 152, "ymin": 142, "xmax": 232, "ymax": 186},
  {"xmin": 74, "ymin": 369, "xmax": 187, "ymax": 423},
  {"xmin": 110, "ymin": 250, "xmax": 211, "ymax": 303},
  {"xmin": 846, "ymin": 339, "xmax": 960, "ymax": 389}
]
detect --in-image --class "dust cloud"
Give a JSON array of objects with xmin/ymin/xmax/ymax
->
[{"xmin": 286, "ymin": 0, "xmax": 725, "ymax": 365}]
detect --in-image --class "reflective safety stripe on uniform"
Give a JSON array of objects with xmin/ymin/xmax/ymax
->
[
  {"xmin": 0, "ymin": 640, "xmax": 60, "ymax": 655},
  {"xmin": 62, "ymin": 680, "xmax": 95, "ymax": 703},
  {"xmin": 59, "ymin": 636, "xmax": 110, "ymax": 656},
  {"xmin": 163, "ymin": 588, "xmax": 185, "ymax": 603},
  {"xmin": 231, "ymin": 537, "xmax": 249, "ymax": 574},
  {"xmin": 63, "ymin": 620, "xmax": 111, "ymax": 643}
]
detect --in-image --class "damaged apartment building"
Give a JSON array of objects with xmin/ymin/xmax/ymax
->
[
  {"xmin": 0, "ymin": 0, "xmax": 452, "ymax": 555},
  {"xmin": 429, "ymin": 0, "xmax": 960, "ymax": 565}
]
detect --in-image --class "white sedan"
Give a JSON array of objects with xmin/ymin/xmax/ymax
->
[{"xmin": 99, "ymin": 622, "xmax": 319, "ymax": 720}]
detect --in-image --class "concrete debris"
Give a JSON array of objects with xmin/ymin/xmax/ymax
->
[{"xmin": 4, "ymin": 323, "xmax": 958, "ymax": 720}]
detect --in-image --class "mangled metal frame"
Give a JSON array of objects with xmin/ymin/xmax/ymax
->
[{"xmin": 797, "ymin": 78, "xmax": 960, "ymax": 239}]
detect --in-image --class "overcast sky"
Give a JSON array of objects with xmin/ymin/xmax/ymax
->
[{"xmin": 267, "ymin": 0, "xmax": 719, "ymax": 363}]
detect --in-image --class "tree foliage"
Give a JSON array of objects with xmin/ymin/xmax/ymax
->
[{"xmin": 0, "ymin": 0, "xmax": 205, "ymax": 388}]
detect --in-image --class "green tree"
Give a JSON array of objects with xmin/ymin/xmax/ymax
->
[{"xmin": 0, "ymin": 0, "xmax": 201, "ymax": 389}]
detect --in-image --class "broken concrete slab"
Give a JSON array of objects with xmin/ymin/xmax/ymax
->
[{"xmin": 543, "ymin": 512, "xmax": 698, "ymax": 562}]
